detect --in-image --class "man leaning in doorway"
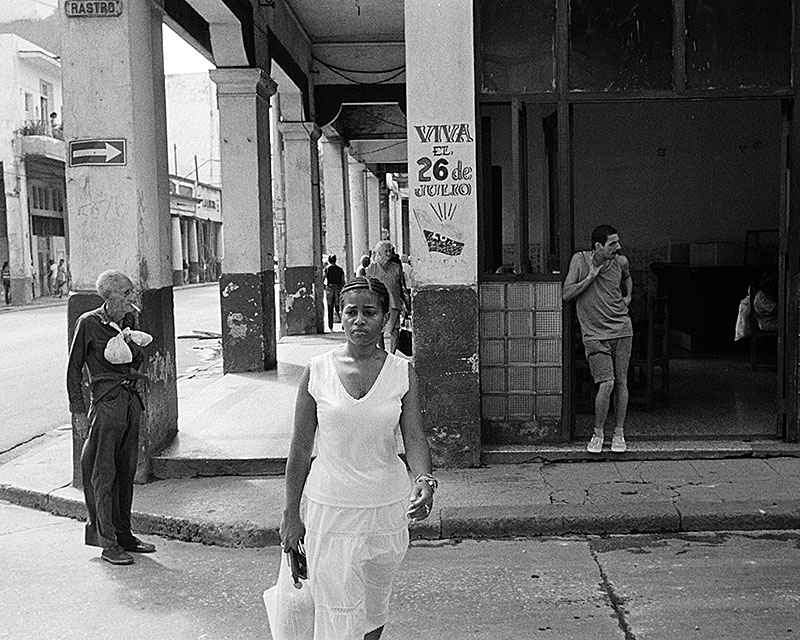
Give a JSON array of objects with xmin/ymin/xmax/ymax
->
[
  {"xmin": 66, "ymin": 270, "xmax": 157, "ymax": 565},
  {"xmin": 562, "ymin": 225, "xmax": 633, "ymax": 454}
]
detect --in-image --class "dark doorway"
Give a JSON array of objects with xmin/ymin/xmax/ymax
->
[{"xmin": 569, "ymin": 99, "xmax": 783, "ymax": 441}]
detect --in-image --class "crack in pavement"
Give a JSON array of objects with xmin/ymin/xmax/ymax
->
[{"xmin": 589, "ymin": 541, "xmax": 638, "ymax": 640}]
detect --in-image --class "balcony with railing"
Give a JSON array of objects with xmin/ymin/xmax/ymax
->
[{"xmin": 17, "ymin": 119, "xmax": 66, "ymax": 162}]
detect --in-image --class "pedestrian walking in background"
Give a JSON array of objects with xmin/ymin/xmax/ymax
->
[
  {"xmin": 275, "ymin": 276, "xmax": 435, "ymax": 640},
  {"xmin": 2, "ymin": 261, "xmax": 10, "ymax": 304},
  {"xmin": 356, "ymin": 253, "xmax": 370, "ymax": 277},
  {"xmin": 30, "ymin": 260, "xmax": 38, "ymax": 298},
  {"xmin": 66, "ymin": 270, "xmax": 157, "ymax": 565},
  {"xmin": 562, "ymin": 224, "xmax": 633, "ymax": 454},
  {"xmin": 47, "ymin": 259, "xmax": 56, "ymax": 296},
  {"xmin": 322, "ymin": 254, "xmax": 345, "ymax": 331},
  {"xmin": 366, "ymin": 241, "xmax": 407, "ymax": 354},
  {"xmin": 400, "ymin": 254, "xmax": 413, "ymax": 308},
  {"xmin": 55, "ymin": 259, "xmax": 67, "ymax": 298}
]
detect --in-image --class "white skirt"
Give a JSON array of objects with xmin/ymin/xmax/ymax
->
[{"xmin": 304, "ymin": 498, "xmax": 409, "ymax": 640}]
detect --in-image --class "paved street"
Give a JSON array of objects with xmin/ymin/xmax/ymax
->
[
  {"xmin": 2, "ymin": 501, "xmax": 799, "ymax": 640},
  {"xmin": 0, "ymin": 285, "xmax": 221, "ymax": 453}
]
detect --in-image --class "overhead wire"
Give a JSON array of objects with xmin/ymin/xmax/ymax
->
[{"xmin": 312, "ymin": 57, "xmax": 406, "ymax": 86}]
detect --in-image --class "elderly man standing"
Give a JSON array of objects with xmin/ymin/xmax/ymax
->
[
  {"xmin": 66, "ymin": 270, "xmax": 156, "ymax": 565},
  {"xmin": 366, "ymin": 240, "xmax": 408, "ymax": 354}
]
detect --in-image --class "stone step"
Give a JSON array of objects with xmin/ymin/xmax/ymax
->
[
  {"xmin": 151, "ymin": 439, "xmax": 800, "ymax": 479},
  {"xmin": 482, "ymin": 439, "xmax": 800, "ymax": 465},
  {"xmin": 151, "ymin": 455, "xmax": 286, "ymax": 479}
]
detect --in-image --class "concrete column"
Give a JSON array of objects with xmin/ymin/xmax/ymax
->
[
  {"xmin": 270, "ymin": 94, "xmax": 288, "ymax": 334},
  {"xmin": 187, "ymin": 218, "xmax": 199, "ymax": 283},
  {"xmin": 388, "ymin": 174, "xmax": 401, "ymax": 251},
  {"xmin": 181, "ymin": 218, "xmax": 189, "ymax": 264},
  {"xmin": 378, "ymin": 168, "xmax": 390, "ymax": 241},
  {"xmin": 278, "ymin": 121, "xmax": 324, "ymax": 335},
  {"xmin": 366, "ymin": 171, "xmax": 381, "ymax": 250},
  {"xmin": 1, "ymin": 138, "xmax": 33, "ymax": 305},
  {"xmin": 347, "ymin": 154, "xmax": 369, "ymax": 272},
  {"xmin": 216, "ymin": 223, "xmax": 224, "ymax": 268},
  {"xmin": 209, "ymin": 67, "xmax": 277, "ymax": 372},
  {"xmin": 170, "ymin": 216, "xmax": 183, "ymax": 286},
  {"xmin": 406, "ymin": 0, "xmax": 480, "ymax": 467},
  {"xmin": 63, "ymin": 0, "xmax": 177, "ymax": 483},
  {"xmin": 321, "ymin": 134, "xmax": 351, "ymax": 276}
]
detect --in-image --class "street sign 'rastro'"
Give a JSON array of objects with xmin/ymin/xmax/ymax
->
[
  {"xmin": 65, "ymin": 1, "xmax": 123, "ymax": 17},
  {"xmin": 69, "ymin": 140, "xmax": 127, "ymax": 166}
]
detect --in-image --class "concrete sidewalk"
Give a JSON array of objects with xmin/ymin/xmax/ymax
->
[
  {"xmin": 2, "ymin": 332, "xmax": 800, "ymax": 547},
  {"xmin": 2, "ymin": 427, "xmax": 800, "ymax": 547}
]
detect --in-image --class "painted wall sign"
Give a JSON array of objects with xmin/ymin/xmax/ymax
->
[
  {"xmin": 410, "ymin": 122, "xmax": 475, "ymax": 257},
  {"xmin": 68, "ymin": 139, "xmax": 127, "ymax": 166},
  {"xmin": 65, "ymin": 1, "xmax": 123, "ymax": 17},
  {"xmin": 406, "ymin": 0, "xmax": 477, "ymax": 286}
]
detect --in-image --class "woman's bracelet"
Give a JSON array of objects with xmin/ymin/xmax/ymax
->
[{"xmin": 414, "ymin": 473, "xmax": 438, "ymax": 492}]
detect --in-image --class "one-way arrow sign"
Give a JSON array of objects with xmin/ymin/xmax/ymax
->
[{"xmin": 68, "ymin": 139, "xmax": 127, "ymax": 166}]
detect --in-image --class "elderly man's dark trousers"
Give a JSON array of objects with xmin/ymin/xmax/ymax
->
[{"xmin": 81, "ymin": 387, "xmax": 141, "ymax": 549}]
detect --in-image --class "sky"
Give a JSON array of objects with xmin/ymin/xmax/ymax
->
[{"xmin": 162, "ymin": 24, "xmax": 215, "ymax": 75}]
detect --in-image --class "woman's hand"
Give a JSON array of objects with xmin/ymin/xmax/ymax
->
[
  {"xmin": 280, "ymin": 510, "xmax": 306, "ymax": 552},
  {"xmin": 406, "ymin": 481, "xmax": 434, "ymax": 521}
]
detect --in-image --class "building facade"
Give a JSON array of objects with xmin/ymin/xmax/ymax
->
[
  {"xmin": 169, "ymin": 174, "xmax": 223, "ymax": 285},
  {"xmin": 0, "ymin": 34, "xmax": 66, "ymax": 304},
  {"xmin": 50, "ymin": 0, "xmax": 799, "ymax": 475}
]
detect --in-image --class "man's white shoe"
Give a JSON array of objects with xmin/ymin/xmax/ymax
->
[
  {"xmin": 587, "ymin": 434, "xmax": 603, "ymax": 454},
  {"xmin": 611, "ymin": 434, "xmax": 627, "ymax": 453}
]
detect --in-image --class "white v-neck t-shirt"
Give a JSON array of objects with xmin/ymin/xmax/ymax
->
[{"xmin": 304, "ymin": 349, "xmax": 411, "ymax": 508}]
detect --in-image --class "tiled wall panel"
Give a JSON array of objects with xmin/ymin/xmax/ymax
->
[{"xmin": 479, "ymin": 281, "xmax": 563, "ymax": 427}]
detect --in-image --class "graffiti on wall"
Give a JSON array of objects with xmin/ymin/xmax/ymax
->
[{"xmin": 411, "ymin": 123, "xmax": 475, "ymax": 257}]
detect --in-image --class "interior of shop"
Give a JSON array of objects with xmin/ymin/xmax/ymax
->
[{"xmin": 480, "ymin": 98, "xmax": 783, "ymax": 442}]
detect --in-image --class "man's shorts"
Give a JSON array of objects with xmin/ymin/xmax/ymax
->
[{"xmin": 583, "ymin": 336, "xmax": 633, "ymax": 384}]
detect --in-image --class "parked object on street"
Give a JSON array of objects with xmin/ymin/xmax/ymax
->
[
  {"xmin": 66, "ymin": 269, "xmax": 157, "ymax": 565},
  {"xmin": 274, "ymin": 276, "xmax": 435, "ymax": 640}
]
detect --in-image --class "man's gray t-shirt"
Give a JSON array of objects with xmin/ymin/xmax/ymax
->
[{"xmin": 571, "ymin": 251, "xmax": 633, "ymax": 342}]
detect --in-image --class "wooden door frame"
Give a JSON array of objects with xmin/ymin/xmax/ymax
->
[{"xmin": 784, "ymin": 8, "xmax": 800, "ymax": 441}]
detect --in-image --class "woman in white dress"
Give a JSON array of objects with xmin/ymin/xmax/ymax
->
[{"xmin": 280, "ymin": 276, "xmax": 436, "ymax": 640}]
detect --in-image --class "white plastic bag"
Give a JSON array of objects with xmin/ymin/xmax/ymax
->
[
  {"xmin": 263, "ymin": 550, "xmax": 314, "ymax": 640},
  {"xmin": 734, "ymin": 296, "xmax": 751, "ymax": 342},
  {"xmin": 104, "ymin": 330, "xmax": 133, "ymax": 364},
  {"xmin": 104, "ymin": 323, "xmax": 153, "ymax": 364}
]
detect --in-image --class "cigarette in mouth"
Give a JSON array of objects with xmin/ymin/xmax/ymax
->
[{"xmin": 131, "ymin": 303, "xmax": 141, "ymax": 313}]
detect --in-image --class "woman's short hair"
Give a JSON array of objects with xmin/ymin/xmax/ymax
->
[
  {"xmin": 373, "ymin": 239, "xmax": 393, "ymax": 254},
  {"xmin": 340, "ymin": 277, "xmax": 390, "ymax": 313},
  {"xmin": 96, "ymin": 270, "xmax": 131, "ymax": 301}
]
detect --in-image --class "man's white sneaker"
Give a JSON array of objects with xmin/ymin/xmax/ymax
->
[
  {"xmin": 611, "ymin": 435, "xmax": 627, "ymax": 453},
  {"xmin": 587, "ymin": 434, "xmax": 603, "ymax": 454}
]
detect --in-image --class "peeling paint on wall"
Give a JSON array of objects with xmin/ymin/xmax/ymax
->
[
  {"xmin": 226, "ymin": 311, "xmax": 248, "ymax": 340},
  {"xmin": 285, "ymin": 285, "xmax": 309, "ymax": 312},
  {"xmin": 463, "ymin": 352, "xmax": 480, "ymax": 374},
  {"xmin": 222, "ymin": 281, "xmax": 239, "ymax": 297},
  {"xmin": 147, "ymin": 348, "xmax": 176, "ymax": 387}
]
